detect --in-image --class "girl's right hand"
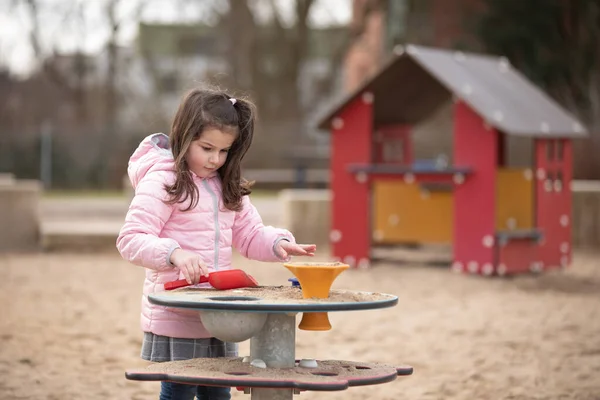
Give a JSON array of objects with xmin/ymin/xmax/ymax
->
[{"xmin": 169, "ymin": 249, "xmax": 210, "ymax": 285}]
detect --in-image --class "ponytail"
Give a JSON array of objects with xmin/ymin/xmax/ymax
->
[{"xmin": 219, "ymin": 96, "xmax": 256, "ymax": 211}]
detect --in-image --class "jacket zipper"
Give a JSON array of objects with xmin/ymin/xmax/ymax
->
[{"xmin": 202, "ymin": 180, "xmax": 220, "ymax": 270}]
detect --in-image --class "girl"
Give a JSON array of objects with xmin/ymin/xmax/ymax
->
[{"xmin": 116, "ymin": 88, "xmax": 316, "ymax": 400}]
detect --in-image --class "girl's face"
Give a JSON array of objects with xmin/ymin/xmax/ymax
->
[{"xmin": 186, "ymin": 127, "xmax": 236, "ymax": 178}]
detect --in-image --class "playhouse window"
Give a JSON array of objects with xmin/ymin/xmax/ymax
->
[
  {"xmin": 546, "ymin": 140, "xmax": 555, "ymax": 161},
  {"xmin": 382, "ymin": 140, "xmax": 405, "ymax": 163},
  {"xmin": 556, "ymin": 140, "xmax": 564, "ymax": 161}
]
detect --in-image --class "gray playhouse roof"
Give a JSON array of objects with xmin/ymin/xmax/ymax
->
[{"xmin": 317, "ymin": 44, "xmax": 588, "ymax": 138}]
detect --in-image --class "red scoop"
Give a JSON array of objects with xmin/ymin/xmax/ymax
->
[{"xmin": 164, "ymin": 269, "xmax": 259, "ymax": 291}]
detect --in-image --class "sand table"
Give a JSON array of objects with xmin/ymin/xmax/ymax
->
[
  {"xmin": 147, "ymin": 358, "xmax": 394, "ymax": 378},
  {"xmin": 159, "ymin": 286, "xmax": 393, "ymax": 304},
  {"xmin": 129, "ymin": 357, "xmax": 408, "ymax": 387}
]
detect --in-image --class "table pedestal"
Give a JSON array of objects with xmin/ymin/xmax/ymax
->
[{"xmin": 250, "ymin": 313, "xmax": 296, "ymax": 399}]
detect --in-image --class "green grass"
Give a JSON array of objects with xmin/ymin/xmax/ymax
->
[
  {"xmin": 43, "ymin": 190, "xmax": 127, "ymax": 199},
  {"xmin": 43, "ymin": 188, "xmax": 279, "ymax": 199}
]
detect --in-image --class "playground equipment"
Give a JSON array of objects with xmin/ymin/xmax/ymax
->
[
  {"xmin": 317, "ymin": 44, "xmax": 588, "ymax": 275},
  {"xmin": 125, "ymin": 263, "xmax": 412, "ymax": 399}
]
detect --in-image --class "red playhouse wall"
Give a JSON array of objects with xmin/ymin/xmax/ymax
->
[
  {"xmin": 497, "ymin": 238, "xmax": 539, "ymax": 275},
  {"xmin": 330, "ymin": 94, "xmax": 373, "ymax": 268},
  {"xmin": 452, "ymin": 101, "xmax": 497, "ymax": 274},
  {"xmin": 535, "ymin": 139, "xmax": 573, "ymax": 270}
]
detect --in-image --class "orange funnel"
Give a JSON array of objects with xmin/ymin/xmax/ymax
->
[{"xmin": 283, "ymin": 262, "xmax": 349, "ymax": 331}]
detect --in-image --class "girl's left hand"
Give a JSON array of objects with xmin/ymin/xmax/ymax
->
[{"xmin": 277, "ymin": 241, "xmax": 316, "ymax": 259}]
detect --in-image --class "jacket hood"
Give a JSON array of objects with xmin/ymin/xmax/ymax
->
[{"xmin": 127, "ymin": 133, "xmax": 175, "ymax": 189}]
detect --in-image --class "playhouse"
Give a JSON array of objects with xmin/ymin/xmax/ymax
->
[{"xmin": 317, "ymin": 44, "xmax": 588, "ymax": 275}]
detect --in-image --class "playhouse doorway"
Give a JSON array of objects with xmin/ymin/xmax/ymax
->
[
  {"xmin": 370, "ymin": 101, "xmax": 455, "ymax": 264},
  {"xmin": 496, "ymin": 135, "xmax": 535, "ymax": 232}
]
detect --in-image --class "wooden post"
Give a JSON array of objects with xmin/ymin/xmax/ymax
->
[
  {"xmin": 330, "ymin": 93, "xmax": 373, "ymax": 268},
  {"xmin": 452, "ymin": 101, "xmax": 497, "ymax": 274}
]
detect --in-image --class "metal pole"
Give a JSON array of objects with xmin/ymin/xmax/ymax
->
[
  {"xmin": 250, "ymin": 313, "xmax": 296, "ymax": 400},
  {"xmin": 40, "ymin": 122, "xmax": 52, "ymax": 190}
]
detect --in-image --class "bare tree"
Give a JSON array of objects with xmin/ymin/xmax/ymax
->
[
  {"xmin": 21, "ymin": 0, "xmax": 89, "ymax": 121},
  {"xmin": 226, "ymin": 1, "xmax": 257, "ymax": 93},
  {"xmin": 104, "ymin": 0, "xmax": 120, "ymax": 135},
  {"xmin": 4, "ymin": 0, "xmax": 155, "ymax": 187},
  {"xmin": 221, "ymin": 0, "xmax": 316, "ymax": 120}
]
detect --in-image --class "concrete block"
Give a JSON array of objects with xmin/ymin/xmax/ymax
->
[
  {"xmin": 0, "ymin": 179, "xmax": 42, "ymax": 252},
  {"xmin": 123, "ymin": 174, "xmax": 134, "ymax": 200},
  {"xmin": 572, "ymin": 180, "xmax": 600, "ymax": 248},
  {"xmin": 0, "ymin": 173, "xmax": 15, "ymax": 185},
  {"xmin": 279, "ymin": 189, "xmax": 331, "ymax": 245}
]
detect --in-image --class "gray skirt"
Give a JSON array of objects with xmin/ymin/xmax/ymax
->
[{"xmin": 141, "ymin": 332, "xmax": 238, "ymax": 362}]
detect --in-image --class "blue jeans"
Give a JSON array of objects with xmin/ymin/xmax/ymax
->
[{"xmin": 159, "ymin": 382, "xmax": 231, "ymax": 400}]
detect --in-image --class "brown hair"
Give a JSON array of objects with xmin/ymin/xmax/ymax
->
[{"xmin": 165, "ymin": 88, "xmax": 255, "ymax": 212}]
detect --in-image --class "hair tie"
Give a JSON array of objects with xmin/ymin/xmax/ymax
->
[{"xmin": 229, "ymin": 98, "xmax": 237, "ymax": 105}]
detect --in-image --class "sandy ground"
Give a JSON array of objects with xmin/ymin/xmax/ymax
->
[{"xmin": 1, "ymin": 248, "xmax": 599, "ymax": 400}]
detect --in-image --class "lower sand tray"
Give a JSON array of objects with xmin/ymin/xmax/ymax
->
[{"xmin": 126, "ymin": 358, "xmax": 413, "ymax": 391}]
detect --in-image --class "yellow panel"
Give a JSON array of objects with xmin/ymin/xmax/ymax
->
[
  {"xmin": 373, "ymin": 181, "xmax": 453, "ymax": 244},
  {"xmin": 496, "ymin": 168, "xmax": 534, "ymax": 230}
]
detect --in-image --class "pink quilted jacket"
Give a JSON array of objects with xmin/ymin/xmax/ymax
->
[{"xmin": 116, "ymin": 133, "xmax": 294, "ymax": 339}]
